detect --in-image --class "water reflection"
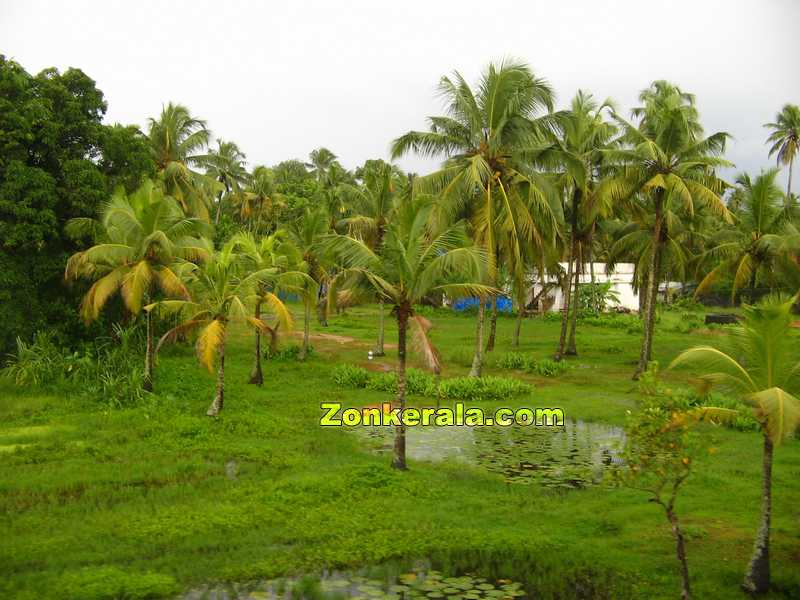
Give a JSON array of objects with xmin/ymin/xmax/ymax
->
[{"xmin": 360, "ymin": 418, "xmax": 624, "ymax": 488}]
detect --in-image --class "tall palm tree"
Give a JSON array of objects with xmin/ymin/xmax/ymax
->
[
  {"xmin": 230, "ymin": 232, "xmax": 312, "ymax": 385},
  {"xmin": 339, "ymin": 159, "xmax": 405, "ymax": 355},
  {"xmin": 670, "ymin": 295, "xmax": 800, "ymax": 594},
  {"xmin": 284, "ymin": 206, "xmax": 332, "ymax": 354},
  {"xmin": 391, "ymin": 59, "xmax": 561, "ymax": 376},
  {"xmin": 307, "ymin": 147, "xmax": 338, "ymax": 184},
  {"xmin": 151, "ymin": 239, "xmax": 294, "ymax": 415},
  {"xmin": 233, "ymin": 166, "xmax": 286, "ymax": 234},
  {"xmin": 147, "ymin": 103, "xmax": 213, "ymax": 219},
  {"xmin": 201, "ymin": 140, "xmax": 250, "ymax": 224},
  {"xmin": 64, "ymin": 179, "xmax": 211, "ymax": 391},
  {"xmin": 327, "ymin": 197, "xmax": 491, "ymax": 469},
  {"xmin": 535, "ymin": 91, "xmax": 618, "ymax": 358},
  {"xmin": 765, "ymin": 104, "xmax": 800, "ymax": 199},
  {"xmin": 696, "ymin": 169, "xmax": 791, "ymax": 303},
  {"xmin": 598, "ymin": 81, "xmax": 732, "ymax": 378}
]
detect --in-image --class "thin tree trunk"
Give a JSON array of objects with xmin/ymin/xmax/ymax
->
[
  {"xmin": 666, "ymin": 506, "xmax": 691, "ymax": 600},
  {"xmin": 143, "ymin": 308, "xmax": 154, "ymax": 392},
  {"xmin": 743, "ymin": 436, "xmax": 773, "ymax": 594},
  {"xmin": 374, "ymin": 299, "xmax": 386, "ymax": 356},
  {"xmin": 513, "ymin": 304, "xmax": 523, "ymax": 347},
  {"xmin": 635, "ymin": 196, "xmax": 663, "ymax": 379},
  {"xmin": 566, "ymin": 261, "xmax": 580, "ymax": 356},
  {"xmin": 469, "ymin": 298, "xmax": 486, "ymax": 377},
  {"xmin": 316, "ymin": 284, "xmax": 328, "ymax": 327},
  {"xmin": 749, "ymin": 269, "xmax": 758, "ymax": 305},
  {"xmin": 300, "ymin": 299, "xmax": 311, "ymax": 360},
  {"xmin": 638, "ymin": 270, "xmax": 648, "ymax": 318},
  {"xmin": 787, "ymin": 157, "xmax": 793, "ymax": 200},
  {"xmin": 206, "ymin": 338, "xmax": 225, "ymax": 416},
  {"xmin": 486, "ymin": 296, "xmax": 498, "ymax": 351},
  {"xmin": 249, "ymin": 300, "xmax": 263, "ymax": 385},
  {"xmin": 556, "ymin": 189, "xmax": 579, "ymax": 361},
  {"xmin": 393, "ymin": 306, "xmax": 409, "ymax": 470}
]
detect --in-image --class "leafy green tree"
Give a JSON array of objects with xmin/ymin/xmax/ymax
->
[
  {"xmin": 670, "ymin": 295, "xmax": 800, "ymax": 594},
  {"xmin": 234, "ymin": 166, "xmax": 286, "ymax": 234},
  {"xmin": 65, "ymin": 180, "xmax": 211, "ymax": 391},
  {"xmin": 328, "ymin": 197, "xmax": 491, "ymax": 469},
  {"xmin": 0, "ymin": 56, "xmax": 152, "ymax": 353},
  {"xmin": 152, "ymin": 239, "xmax": 294, "ymax": 415},
  {"xmin": 306, "ymin": 147, "xmax": 338, "ymax": 184},
  {"xmin": 696, "ymin": 169, "xmax": 792, "ymax": 302},
  {"xmin": 391, "ymin": 60, "xmax": 561, "ymax": 375},
  {"xmin": 764, "ymin": 104, "xmax": 800, "ymax": 199},
  {"xmin": 147, "ymin": 102, "xmax": 213, "ymax": 219},
  {"xmin": 599, "ymin": 81, "xmax": 731, "ymax": 378}
]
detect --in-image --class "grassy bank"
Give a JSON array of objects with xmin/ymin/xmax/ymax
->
[{"xmin": 1, "ymin": 305, "xmax": 799, "ymax": 599}]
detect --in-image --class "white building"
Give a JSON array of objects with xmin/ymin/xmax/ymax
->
[{"xmin": 530, "ymin": 262, "xmax": 640, "ymax": 312}]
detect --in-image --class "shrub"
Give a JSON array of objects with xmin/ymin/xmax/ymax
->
[
  {"xmin": 436, "ymin": 375, "xmax": 531, "ymax": 402},
  {"xmin": 331, "ymin": 364, "xmax": 370, "ymax": 388},
  {"xmin": 267, "ymin": 344, "xmax": 312, "ymax": 361},
  {"xmin": 497, "ymin": 351, "xmax": 529, "ymax": 370},
  {"xmin": 529, "ymin": 358, "xmax": 568, "ymax": 377}
]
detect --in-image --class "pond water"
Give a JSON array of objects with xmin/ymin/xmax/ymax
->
[
  {"xmin": 359, "ymin": 418, "xmax": 624, "ymax": 488},
  {"xmin": 179, "ymin": 566, "xmax": 528, "ymax": 600}
]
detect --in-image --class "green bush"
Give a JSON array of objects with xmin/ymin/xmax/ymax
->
[
  {"xmin": 331, "ymin": 364, "xmax": 370, "ymax": 388},
  {"xmin": 436, "ymin": 375, "xmax": 532, "ymax": 401},
  {"xmin": 57, "ymin": 566, "xmax": 178, "ymax": 600},
  {"xmin": 497, "ymin": 351, "xmax": 529, "ymax": 370},
  {"xmin": 496, "ymin": 353, "xmax": 569, "ymax": 377},
  {"xmin": 267, "ymin": 344, "xmax": 312, "ymax": 360},
  {"xmin": 529, "ymin": 358, "xmax": 568, "ymax": 377}
]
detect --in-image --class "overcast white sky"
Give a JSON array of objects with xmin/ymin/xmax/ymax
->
[{"xmin": 2, "ymin": 0, "xmax": 798, "ymax": 184}]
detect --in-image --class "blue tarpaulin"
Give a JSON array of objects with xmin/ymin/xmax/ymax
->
[{"xmin": 452, "ymin": 297, "xmax": 513, "ymax": 312}]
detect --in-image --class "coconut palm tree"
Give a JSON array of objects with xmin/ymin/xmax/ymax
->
[
  {"xmin": 391, "ymin": 59, "xmax": 561, "ymax": 376},
  {"xmin": 64, "ymin": 179, "xmax": 211, "ymax": 391},
  {"xmin": 765, "ymin": 104, "xmax": 800, "ymax": 199},
  {"xmin": 229, "ymin": 232, "xmax": 313, "ymax": 385},
  {"xmin": 339, "ymin": 159, "xmax": 405, "ymax": 355},
  {"xmin": 284, "ymin": 206, "xmax": 332, "ymax": 353},
  {"xmin": 151, "ymin": 239, "xmax": 294, "ymax": 415},
  {"xmin": 327, "ymin": 197, "xmax": 492, "ymax": 469},
  {"xmin": 200, "ymin": 140, "xmax": 250, "ymax": 225},
  {"xmin": 307, "ymin": 147, "xmax": 338, "ymax": 184},
  {"xmin": 669, "ymin": 294, "xmax": 800, "ymax": 594},
  {"xmin": 696, "ymin": 169, "xmax": 792, "ymax": 303},
  {"xmin": 534, "ymin": 90, "xmax": 619, "ymax": 359},
  {"xmin": 598, "ymin": 81, "xmax": 732, "ymax": 378},
  {"xmin": 233, "ymin": 166, "xmax": 286, "ymax": 234}
]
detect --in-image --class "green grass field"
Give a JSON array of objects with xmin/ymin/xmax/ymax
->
[{"xmin": 2, "ymin": 305, "xmax": 799, "ymax": 599}]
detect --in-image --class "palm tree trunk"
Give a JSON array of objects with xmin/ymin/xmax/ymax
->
[
  {"xmin": 374, "ymin": 299, "xmax": 386, "ymax": 356},
  {"xmin": 316, "ymin": 282, "xmax": 328, "ymax": 327},
  {"xmin": 206, "ymin": 339, "xmax": 225, "ymax": 416},
  {"xmin": 513, "ymin": 303, "xmax": 523, "ymax": 347},
  {"xmin": 635, "ymin": 195, "xmax": 663, "ymax": 379},
  {"xmin": 143, "ymin": 308, "xmax": 154, "ymax": 392},
  {"xmin": 787, "ymin": 157, "xmax": 793, "ymax": 200},
  {"xmin": 300, "ymin": 299, "xmax": 311, "ymax": 360},
  {"xmin": 469, "ymin": 298, "xmax": 486, "ymax": 377},
  {"xmin": 749, "ymin": 269, "xmax": 758, "ymax": 305},
  {"xmin": 249, "ymin": 301, "xmax": 263, "ymax": 385},
  {"xmin": 555, "ymin": 257, "xmax": 574, "ymax": 361},
  {"xmin": 393, "ymin": 305, "xmax": 409, "ymax": 470},
  {"xmin": 566, "ymin": 264, "xmax": 580, "ymax": 356},
  {"xmin": 666, "ymin": 505, "xmax": 691, "ymax": 600},
  {"xmin": 743, "ymin": 435, "xmax": 773, "ymax": 594},
  {"xmin": 486, "ymin": 296, "xmax": 498, "ymax": 351}
]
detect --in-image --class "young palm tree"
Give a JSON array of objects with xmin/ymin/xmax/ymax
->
[
  {"xmin": 670, "ymin": 295, "xmax": 800, "ymax": 594},
  {"xmin": 65, "ymin": 179, "xmax": 211, "ymax": 391},
  {"xmin": 535, "ymin": 90, "xmax": 618, "ymax": 359},
  {"xmin": 598, "ymin": 81, "xmax": 732, "ymax": 378},
  {"xmin": 147, "ymin": 102, "xmax": 213, "ymax": 219},
  {"xmin": 765, "ymin": 104, "xmax": 800, "ymax": 199},
  {"xmin": 696, "ymin": 170, "xmax": 791, "ymax": 303},
  {"xmin": 306, "ymin": 147, "xmax": 338, "ymax": 184},
  {"xmin": 391, "ymin": 59, "xmax": 561, "ymax": 376},
  {"xmin": 200, "ymin": 140, "xmax": 250, "ymax": 224},
  {"xmin": 230, "ymin": 231, "xmax": 312, "ymax": 384},
  {"xmin": 328, "ymin": 198, "xmax": 491, "ymax": 469},
  {"xmin": 152, "ymin": 240, "xmax": 294, "ymax": 415},
  {"xmin": 339, "ymin": 159, "xmax": 405, "ymax": 356},
  {"xmin": 284, "ymin": 206, "xmax": 332, "ymax": 353}
]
